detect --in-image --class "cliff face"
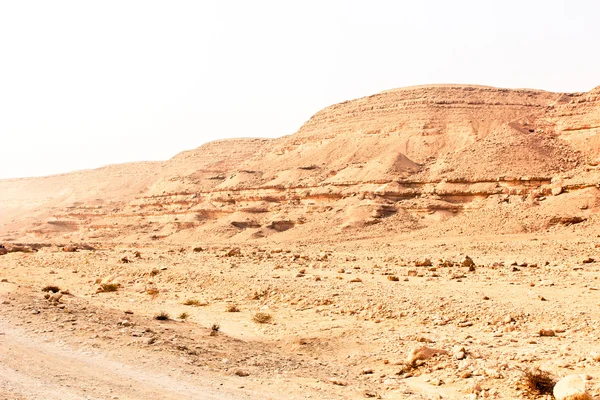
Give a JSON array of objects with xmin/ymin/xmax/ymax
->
[{"xmin": 1, "ymin": 84, "xmax": 599, "ymax": 244}]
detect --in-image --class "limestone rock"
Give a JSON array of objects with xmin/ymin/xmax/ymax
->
[
  {"xmin": 551, "ymin": 186, "xmax": 563, "ymax": 196},
  {"xmin": 407, "ymin": 346, "xmax": 448, "ymax": 366},
  {"xmin": 553, "ymin": 374, "xmax": 591, "ymax": 400}
]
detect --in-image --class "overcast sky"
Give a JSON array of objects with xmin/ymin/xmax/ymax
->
[{"xmin": 1, "ymin": 0, "xmax": 599, "ymax": 179}]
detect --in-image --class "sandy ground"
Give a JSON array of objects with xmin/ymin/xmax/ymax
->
[{"xmin": 1, "ymin": 232, "xmax": 600, "ymax": 399}]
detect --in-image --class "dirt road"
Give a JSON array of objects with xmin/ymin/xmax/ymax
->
[{"xmin": 0, "ymin": 320, "xmax": 246, "ymax": 400}]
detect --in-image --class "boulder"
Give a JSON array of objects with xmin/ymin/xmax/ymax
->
[
  {"xmin": 553, "ymin": 374, "xmax": 591, "ymax": 400},
  {"xmin": 461, "ymin": 256, "xmax": 475, "ymax": 268}
]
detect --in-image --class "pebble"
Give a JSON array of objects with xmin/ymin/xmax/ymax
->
[{"xmin": 329, "ymin": 377, "xmax": 348, "ymax": 386}]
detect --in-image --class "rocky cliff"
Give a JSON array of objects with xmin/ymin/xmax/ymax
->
[{"xmin": 1, "ymin": 84, "xmax": 599, "ymax": 244}]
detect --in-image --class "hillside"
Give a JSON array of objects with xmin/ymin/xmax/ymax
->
[{"xmin": 1, "ymin": 84, "xmax": 599, "ymax": 244}]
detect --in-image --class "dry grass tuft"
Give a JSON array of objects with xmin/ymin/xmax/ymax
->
[
  {"xmin": 183, "ymin": 299, "xmax": 202, "ymax": 306},
  {"xmin": 226, "ymin": 304, "xmax": 240, "ymax": 312},
  {"xmin": 522, "ymin": 368, "xmax": 556, "ymax": 396},
  {"xmin": 210, "ymin": 323, "xmax": 220, "ymax": 336},
  {"xmin": 252, "ymin": 312, "xmax": 273, "ymax": 324},
  {"xmin": 97, "ymin": 283, "xmax": 120, "ymax": 293},
  {"xmin": 178, "ymin": 312, "xmax": 189, "ymax": 320},
  {"xmin": 42, "ymin": 285, "xmax": 61, "ymax": 293},
  {"xmin": 154, "ymin": 311, "xmax": 170, "ymax": 321}
]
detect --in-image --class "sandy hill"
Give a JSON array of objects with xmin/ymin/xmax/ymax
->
[{"xmin": 1, "ymin": 84, "xmax": 599, "ymax": 244}]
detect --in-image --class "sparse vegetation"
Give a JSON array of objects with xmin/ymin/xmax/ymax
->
[
  {"xmin": 183, "ymin": 299, "xmax": 206, "ymax": 306},
  {"xmin": 97, "ymin": 283, "xmax": 120, "ymax": 293},
  {"xmin": 226, "ymin": 304, "xmax": 240, "ymax": 312},
  {"xmin": 210, "ymin": 323, "xmax": 220, "ymax": 336},
  {"xmin": 178, "ymin": 312, "xmax": 189, "ymax": 320},
  {"xmin": 252, "ymin": 312, "xmax": 272, "ymax": 324},
  {"xmin": 42, "ymin": 285, "xmax": 60, "ymax": 293},
  {"xmin": 249, "ymin": 288, "xmax": 270, "ymax": 300},
  {"xmin": 154, "ymin": 311, "xmax": 170, "ymax": 321},
  {"xmin": 522, "ymin": 368, "xmax": 556, "ymax": 396}
]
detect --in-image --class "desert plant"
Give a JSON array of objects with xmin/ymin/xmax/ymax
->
[
  {"xmin": 522, "ymin": 368, "xmax": 556, "ymax": 396},
  {"xmin": 252, "ymin": 312, "xmax": 272, "ymax": 324},
  {"xmin": 97, "ymin": 283, "xmax": 120, "ymax": 293},
  {"xmin": 42, "ymin": 285, "xmax": 60, "ymax": 293},
  {"xmin": 154, "ymin": 311, "xmax": 170, "ymax": 321},
  {"xmin": 183, "ymin": 299, "xmax": 203, "ymax": 306},
  {"xmin": 178, "ymin": 312, "xmax": 189, "ymax": 320},
  {"xmin": 226, "ymin": 304, "xmax": 240, "ymax": 312},
  {"xmin": 210, "ymin": 323, "xmax": 220, "ymax": 336}
]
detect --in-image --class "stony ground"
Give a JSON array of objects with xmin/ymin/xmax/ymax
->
[{"xmin": 2, "ymin": 231, "xmax": 600, "ymax": 399}]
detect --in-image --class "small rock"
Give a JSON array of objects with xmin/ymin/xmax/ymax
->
[
  {"xmin": 328, "ymin": 377, "xmax": 348, "ymax": 386},
  {"xmin": 430, "ymin": 377, "xmax": 443, "ymax": 386},
  {"xmin": 407, "ymin": 346, "xmax": 448, "ymax": 366},
  {"xmin": 454, "ymin": 351, "xmax": 466, "ymax": 360},
  {"xmin": 539, "ymin": 329, "xmax": 556, "ymax": 337},
  {"xmin": 234, "ymin": 369, "xmax": 250, "ymax": 377},
  {"xmin": 415, "ymin": 258, "xmax": 432, "ymax": 267},
  {"xmin": 144, "ymin": 337, "xmax": 156, "ymax": 345},
  {"xmin": 461, "ymin": 256, "xmax": 475, "ymax": 268},
  {"xmin": 225, "ymin": 248, "xmax": 241, "ymax": 257},
  {"xmin": 48, "ymin": 293, "xmax": 63, "ymax": 303}
]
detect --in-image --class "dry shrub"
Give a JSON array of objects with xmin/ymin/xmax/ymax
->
[
  {"xmin": 42, "ymin": 285, "xmax": 60, "ymax": 293},
  {"xmin": 210, "ymin": 323, "xmax": 220, "ymax": 336},
  {"xmin": 178, "ymin": 312, "xmax": 189, "ymax": 320},
  {"xmin": 154, "ymin": 311, "xmax": 170, "ymax": 321},
  {"xmin": 183, "ymin": 299, "xmax": 202, "ymax": 306},
  {"xmin": 249, "ymin": 288, "xmax": 271, "ymax": 300},
  {"xmin": 522, "ymin": 368, "xmax": 556, "ymax": 396},
  {"xmin": 97, "ymin": 283, "xmax": 120, "ymax": 293},
  {"xmin": 252, "ymin": 312, "xmax": 272, "ymax": 324},
  {"xmin": 226, "ymin": 304, "xmax": 240, "ymax": 312}
]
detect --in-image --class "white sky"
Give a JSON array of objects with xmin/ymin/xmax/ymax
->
[{"xmin": 1, "ymin": 0, "xmax": 599, "ymax": 179}]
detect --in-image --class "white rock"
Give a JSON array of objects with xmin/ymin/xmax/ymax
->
[
  {"xmin": 553, "ymin": 374, "xmax": 591, "ymax": 400},
  {"xmin": 407, "ymin": 346, "xmax": 448, "ymax": 365}
]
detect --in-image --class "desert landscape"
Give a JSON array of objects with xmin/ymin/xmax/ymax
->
[{"xmin": 2, "ymin": 84, "xmax": 600, "ymax": 399}]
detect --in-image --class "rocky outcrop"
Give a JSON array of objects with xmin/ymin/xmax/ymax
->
[{"xmin": 1, "ymin": 84, "xmax": 599, "ymax": 243}]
